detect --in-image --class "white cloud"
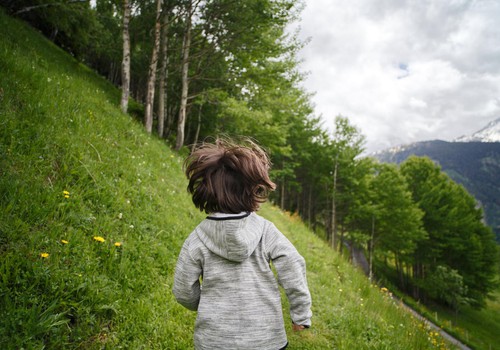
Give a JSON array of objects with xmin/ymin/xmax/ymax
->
[
  {"xmin": 292, "ymin": 0, "xmax": 500, "ymax": 153},
  {"xmin": 408, "ymin": 97, "xmax": 427, "ymax": 109}
]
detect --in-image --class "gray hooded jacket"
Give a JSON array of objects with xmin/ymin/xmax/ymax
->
[{"xmin": 173, "ymin": 212, "xmax": 312, "ymax": 350}]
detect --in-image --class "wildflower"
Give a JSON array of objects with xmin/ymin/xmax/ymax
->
[
  {"xmin": 118, "ymin": 213, "xmax": 123, "ymax": 219},
  {"xmin": 63, "ymin": 190, "xmax": 70, "ymax": 198},
  {"xmin": 93, "ymin": 236, "xmax": 105, "ymax": 243},
  {"xmin": 338, "ymin": 288, "xmax": 343, "ymax": 292},
  {"xmin": 61, "ymin": 239, "xmax": 69, "ymax": 244},
  {"xmin": 381, "ymin": 287, "xmax": 388, "ymax": 293},
  {"xmin": 114, "ymin": 242, "xmax": 122, "ymax": 247},
  {"xmin": 40, "ymin": 252, "xmax": 49, "ymax": 258}
]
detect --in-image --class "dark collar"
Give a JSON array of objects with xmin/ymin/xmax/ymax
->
[{"xmin": 206, "ymin": 212, "xmax": 251, "ymax": 221}]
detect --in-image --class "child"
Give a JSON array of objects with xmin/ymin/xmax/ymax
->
[{"xmin": 173, "ymin": 138, "xmax": 312, "ymax": 350}]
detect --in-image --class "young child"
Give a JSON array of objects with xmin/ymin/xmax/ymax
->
[{"xmin": 173, "ymin": 138, "xmax": 312, "ymax": 350}]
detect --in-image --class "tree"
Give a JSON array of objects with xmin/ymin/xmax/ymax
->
[
  {"xmin": 120, "ymin": 0, "xmax": 131, "ymax": 113},
  {"xmin": 425, "ymin": 265, "xmax": 469, "ymax": 311},
  {"xmin": 328, "ymin": 116, "xmax": 365, "ymax": 250},
  {"xmin": 175, "ymin": 0, "xmax": 198, "ymax": 149},
  {"xmin": 144, "ymin": 0, "xmax": 163, "ymax": 133},
  {"xmin": 400, "ymin": 156, "xmax": 499, "ymax": 307},
  {"xmin": 6, "ymin": 0, "xmax": 106, "ymax": 64},
  {"xmin": 156, "ymin": 3, "xmax": 171, "ymax": 137},
  {"xmin": 368, "ymin": 163, "xmax": 425, "ymax": 289}
]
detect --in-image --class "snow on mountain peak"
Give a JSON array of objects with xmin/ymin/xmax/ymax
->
[{"xmin": 454, "ymin": 117, "xmax": 500, "ymax": 142}]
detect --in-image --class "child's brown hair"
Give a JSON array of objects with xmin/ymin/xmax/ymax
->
[{"xmin": 184, "ymin": 138, "xmax": 276, "ymax": 213}]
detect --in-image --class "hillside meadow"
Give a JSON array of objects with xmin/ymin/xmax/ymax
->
[{"xmin": 0, "ymin": 10, "xmax": 461, "ymax": 349}]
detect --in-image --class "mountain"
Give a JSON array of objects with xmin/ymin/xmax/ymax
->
[
  {"xmin": 373, "ymin": 125, "xmax": 500, "ymax": 242},
  {"xmin": 455, "ymin": 117, "xmax": 500, "ymax": 142}
]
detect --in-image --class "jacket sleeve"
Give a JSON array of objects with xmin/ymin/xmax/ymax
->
[
  {"xmin": 172, "ymin": 236, "xmax": 202, "ymax": 311},
  {"xmin": 266, "ymin": 224, "xmax": 312, "ymax": 327}
]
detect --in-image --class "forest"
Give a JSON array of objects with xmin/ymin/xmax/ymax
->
[{"xmin": 1, "ymin": 0, "xmax": 498, "ymax": 312}]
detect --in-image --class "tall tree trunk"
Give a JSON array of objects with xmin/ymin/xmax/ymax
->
[
  {"xmin": 296, "ymin": 191, "xmax": 300, "ymax": 216},
  {"xmin": 280, "ymin": 160, "xmax": 286, "ymax": 209},
  {"xmin": 120, "ymin": 0, "xmax": 131, "ymax": 114},
  {"xmin": 166, "ymin": 104, "xmax": 175, "ymax": 137},
  {"xmin": 157, "ymin": 8, "xmax": 169, "ymax": 137},
  {"xmin": 191, "ymin": 104, "xmax": 202, "ymax": 152},
  {"xmin": 308, "ymin": 186, "xmax": 312, "ymax": 226},
  {"xmin": 339, "ymin": 222, "xmax": 345, "ymax": 256},
  {"xmin": 175, "ymin": 2, "xmax": 193, "ymax": 150},
  {"xmin": 325, "ymin": 194, "xmax": 331, "ymax": 242},
  {"xmin": 144, "ymin": 0, "xmax": 163, "ymax": 133},
  {"xmin": 369, "ymin": 215, "xmax": 375, "ymax": 281},
  {"xmin": 331, "ymin": 156, "xmax": 338, "ymax": 250}
]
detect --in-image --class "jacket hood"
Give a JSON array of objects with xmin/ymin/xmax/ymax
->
[{"xmin": 195, "ymin": 212, "xmax": 262, "ymax": 262}]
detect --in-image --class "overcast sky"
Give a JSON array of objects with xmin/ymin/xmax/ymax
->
[{"xmin": 290, "ymin": 0, "xmax": 500, "ymax": 153}]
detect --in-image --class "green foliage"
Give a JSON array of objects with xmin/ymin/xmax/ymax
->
[
  {"xmin": 375, "ymin": 139, "xmax": 500, "ymax": 242},
  {"xmin": 1, "ymin": 0, "xmax": 108, "ymax": 62},
  {"xmin": 0, "ymin": 10, "xmax": 459, "ymax": 349},
  {"xmin": 400, "ymin": 156, "xmax": 499, "ymax": 308},
  {"xmin": 368, "ymin": 163, "xmax": 425, "ymax": 260},
  {"xmin": 425, "ymin": 266, "xmax": 470, "ymax": 311}
]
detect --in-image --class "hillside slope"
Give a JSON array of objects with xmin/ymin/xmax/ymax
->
[
  {"xmin": 374, "ymin": 140, "xmax": 500, "ymax": 241},
  {"xmin": 0, "ymin": 11, "xmax": 455, "ymax": 349}
]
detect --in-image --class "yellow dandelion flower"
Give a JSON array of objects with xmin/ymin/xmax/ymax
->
[
  {"xmin": 93, "ymin": 236, "xmax": 105, "ymax": 243},
  {"xmin": 40, "ymin": 252, "xmax": 49, "ymax": 258},
  {"xmin": 114, "ymin": 242, "xmax": 122, "ymax": 247},
  {"xmin": 61, "ymin": 240, "xmax": 69, "ymax": 244},
  {"xmin": 381, "ymin": 287, "xmax": 389, "ymax": 293}
]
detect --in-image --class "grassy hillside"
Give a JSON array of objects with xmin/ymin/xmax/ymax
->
[{"xmin": 0, "ymin": 10, "xmax": 457, "ymax": 349}]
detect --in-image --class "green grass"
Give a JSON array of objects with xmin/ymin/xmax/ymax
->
[
  {"xmin": 0, "ymin": 10, "xmax": 461, "ymax": 349},
  {"xmin": 410, "ymin": 289, "xmax": 500, "ymax": 350},
  {"xmin": 375, "ymin": 260, "xmax": 500, "ymax": 350}
]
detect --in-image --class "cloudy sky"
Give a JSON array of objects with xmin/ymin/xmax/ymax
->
[{"xmin": 290, "ymin": 0, "xmax": 500, "ymax": 153}]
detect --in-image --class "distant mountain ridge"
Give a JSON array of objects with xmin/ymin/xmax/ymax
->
[
  {"xmin": 454, "ymin": 117, "xmax": 500, "ymax": 143},
  {"xmin": 373, "ymin": 120, "xmax": 500, "ymax": 242}
]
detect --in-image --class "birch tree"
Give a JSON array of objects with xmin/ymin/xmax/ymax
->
[
  {"xmin": 144, "ymin": 0, "xmax": 163, "ymax": 133},
  {"xmin": 120, "ymin": 0, "xmax": 131, "ymax": 113},
  {"xmin": 157, "ymin": 5, "xmax": 170, "ymax": 137},
  {"xmin": 175, "ymin": 0, "xmax": 196, "ymax": 150}
]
